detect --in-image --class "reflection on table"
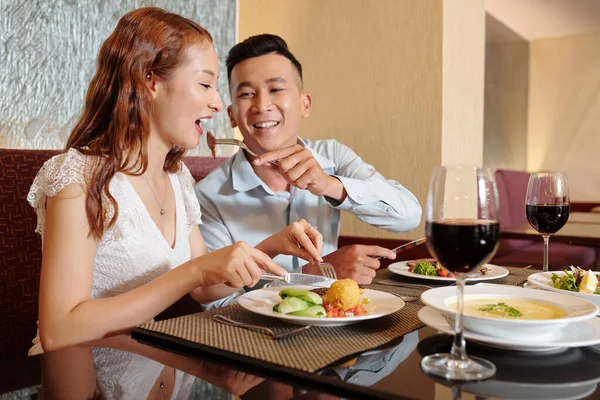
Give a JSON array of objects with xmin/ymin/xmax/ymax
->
[
  {"xmin": 418, "ymin": 333, "xmax": 600, "ymax": 400},
  {"xmin": 34, "ymin": 331, "xmax": 419, "ymax": 400}
]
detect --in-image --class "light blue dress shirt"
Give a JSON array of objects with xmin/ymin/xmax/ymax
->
[{"xmin": 195, "ymin": 138, "xmax": 422, "ymax": 274}]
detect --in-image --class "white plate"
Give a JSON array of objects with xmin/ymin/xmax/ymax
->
[
  {"xmin": 464, "ymin": 379, "xmax": 597, "ymax": 400},
  {"xmin": 388, "ymin": 261, "xmax": 508, "ymax": 282},
  {"xmin": 237, "ymin": 285, "xmax": 405, "ymax": 326},
  {"xmin": 528, "ymin": 271, "xmax": 600, "ymax": 309},
  {"xmin": 420, "ymin": 285, "xmax": 598, "ymax": 340},
  {"xmin": 418, "ymin": 306, "xmax": 600, "ymax": 352}
]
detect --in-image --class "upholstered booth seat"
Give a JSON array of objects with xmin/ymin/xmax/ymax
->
[
  {"xmin": 493, "ymin": 241, "xmax": 597, "ymax": 269},
  {"xmin": 0, "ymin": 148, "xmax": 225, "ymax": 361}
]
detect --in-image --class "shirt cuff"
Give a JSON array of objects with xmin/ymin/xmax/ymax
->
[{"xmin": 325, "ymin": 175, "xmax": 376, "ymax": 211}]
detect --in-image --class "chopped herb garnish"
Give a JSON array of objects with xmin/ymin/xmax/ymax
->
[{"xmin": 478, "ymin": 302, "xmax": 523, "ymax": 318}]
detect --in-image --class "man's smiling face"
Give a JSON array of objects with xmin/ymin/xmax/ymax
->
[{"xmin": 227, "ymin": 53, "xmax": 311, "ymax": 155}]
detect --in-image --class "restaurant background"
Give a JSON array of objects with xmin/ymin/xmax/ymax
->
[
  {"xmin": 0, "ymin": 0, "xmax": 236, "ymax": 155},
  {"xmin": 485, "ymin": 0, "xmax": 600, "ymax": 203},
  {"xmin": 2, "ymin": 0, "xmax": 599, "ymax": 239}
]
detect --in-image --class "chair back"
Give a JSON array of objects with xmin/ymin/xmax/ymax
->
[
  {"xmin": 0, "ymin": 149, "xmax": 60, "ymax": 361},
  {"xmin": 495, "ymin": 169, "xmax": 531, "ymax": 228}
]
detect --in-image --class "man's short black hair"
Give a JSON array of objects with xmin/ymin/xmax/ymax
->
[{"xmin": 226, "ymin": 34, "xmax": 303, "ymax": 83}]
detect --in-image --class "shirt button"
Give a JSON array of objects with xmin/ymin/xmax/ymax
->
[
  {"xmin": 357, "ymin": 194, "xmax": 364, "ymax": 200},
  {"xmin": 386, "ymin": 207, "xmax": 393, "ymax": 212}
]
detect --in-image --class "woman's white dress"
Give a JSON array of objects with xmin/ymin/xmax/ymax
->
[{"xmin": 27, "ymin": 149, "xmax": 202, "ymax": 399}]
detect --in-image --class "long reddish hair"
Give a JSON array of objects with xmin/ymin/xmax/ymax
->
[{"xmin": 66, "ymin": 7, "xmax": 212, "ymax": 240}]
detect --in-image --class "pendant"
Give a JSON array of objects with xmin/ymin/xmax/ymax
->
[{"xmin": 160, "ymin": 209, "xmax": 166, "ymax": 215}]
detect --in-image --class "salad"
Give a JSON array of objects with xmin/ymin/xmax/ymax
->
[
  {"xmin": 551, "ymin": 266, "xmax": 600, "ymax": 295},
  {"xmin": 407, "ymin": 259, "xmax": 455, "ymax": 278}
]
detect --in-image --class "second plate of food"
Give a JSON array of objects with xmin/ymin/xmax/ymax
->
[
  {"xmin": 420, "ymin": 284, "xmax": 598, "ymax": 340},
  {"xmin": 527, "ymin": 270, "xmax": 600, "ymax": 309},
  {"xmin": 388, "ymin": 259, "xmax": 509, "ymax": 282}
]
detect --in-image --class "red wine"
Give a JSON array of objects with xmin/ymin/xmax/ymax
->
[
  {"xmin": 526, "ymin": 204, "xmax": 569, "ymax": 234},
  {"xmin": 426, "ymin": 220, "xmax": 499, "ymax": 274}
]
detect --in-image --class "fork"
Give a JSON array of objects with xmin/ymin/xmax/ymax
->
[
  {"xmin": 319, "ymin": 263, "xmax": 338, "ymax": 279},
  {"xmin": 213, "ymin": 315, "xmax": 311, "ymax": 340},
  {"xmin": 213, "ymin": 138, "xmax": 279, "ymax": 165}
]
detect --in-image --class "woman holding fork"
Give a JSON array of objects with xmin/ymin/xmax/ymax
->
[{"xmin": 27, "ymin": 7, "xmax": 323, "ymax": 355}]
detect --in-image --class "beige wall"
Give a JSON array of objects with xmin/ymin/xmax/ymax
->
[
  {"xmin": 528, "ymin": 31, "xmax": 600, "ymax": 201},
  {"xmin": 441, "ymin": 0, "xmax": 485, "ymax": 167},
  {"xmin": 239, "ymin": 0, "xmax": 485, "ymax": 239},
  {"xmin": 483, "ymin": 14, "xmax": 529, "ymax": 171}
]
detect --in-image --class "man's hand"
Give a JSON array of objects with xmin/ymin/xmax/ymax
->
[
  {"xmin": 322, "ymin": 245, "xmax": 396, "ymax": 285},
  {"xmin": 253, "ymin": 144, "xmax": 347, "ymax": 202}
]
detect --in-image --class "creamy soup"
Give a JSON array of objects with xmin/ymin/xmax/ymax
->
[{"xmin": 448, "ymin": 298, "xmax": 567, "ymax": 320}]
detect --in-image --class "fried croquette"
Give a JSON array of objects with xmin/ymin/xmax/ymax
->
[{"xmin": 322, "ymin": 279, "xmax": 361, "ymax": 311}]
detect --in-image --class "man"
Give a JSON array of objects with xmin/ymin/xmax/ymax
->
[{"xmin": 196, "ymin": 34, "xmax": 421, "ymax": 288}]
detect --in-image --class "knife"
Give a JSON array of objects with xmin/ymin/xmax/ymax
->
[
  {"xmin": 375, "ymin": 237, "xmax": 427, "ymax": 260},
  {"xmin": 260, "ymin": 272, "xmax": 336, "ymax": 288}
]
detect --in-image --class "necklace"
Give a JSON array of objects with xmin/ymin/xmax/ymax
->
[{"xmin": 141, "ymin": 174, "xmax": 167, "ymax": 216}]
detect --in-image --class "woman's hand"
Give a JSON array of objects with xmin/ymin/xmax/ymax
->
[
  {"xmin": 257, "ymin": 219, "xmax": 323, "ymax": 263},
  {"xmin": 195, "ymin": 241, "xmax": 287, "ymax": 288}
]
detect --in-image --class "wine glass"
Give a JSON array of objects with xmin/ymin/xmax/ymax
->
[
  {"xmin": 421, "ymin": 166, "xmax": 500, "ymax": 381},
  {"xmin": 525, "ymin": 172, "xmax": 570, "ymax": 273}
]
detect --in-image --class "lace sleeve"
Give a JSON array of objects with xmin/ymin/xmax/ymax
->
[
  {"xmin": 26, "ymin": 149, "xmax": 89, "ymax": 236},
  {"xmin": 177, "ymin": 162, "xmax": 202, "ymax": 230}
]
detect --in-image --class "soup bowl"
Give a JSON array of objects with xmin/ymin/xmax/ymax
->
[{"xmin": 421, "ymin": 284, "xmax": 598, "ymax": 340}]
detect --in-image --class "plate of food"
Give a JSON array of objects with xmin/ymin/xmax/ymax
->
[
  {"xmin": 527, "ymin": 267, "xmax": 600, "ymax": 308},
  {"xmin": 237, "ymin": 279, "xmax": 405, "ymax": 326},
  {"xmin": 388, "ymin": 259, "xmax": 509, "ymax": 282},
  {"xmin": 418, "ymin": 306, "xmax": 600, "ymax": 352},
  {"xmin": 420, "ymin": 284, "xmax": 598, "ymax": 340}
]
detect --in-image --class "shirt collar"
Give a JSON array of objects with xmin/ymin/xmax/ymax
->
[
  {"xmin": 231, "ymin": 137, "xmax": 336, "ymax": 193},
  {"xmin": 231, "ymin": 149, "xmax": 264, "ymax": 192}
]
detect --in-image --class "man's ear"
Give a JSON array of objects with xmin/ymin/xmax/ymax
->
[
  {"xmin": 227, "ymin": 105, "xmax": 238, "ymax": 128},
  {"xmin": 301, "ymin": 93, "xmax": 312, "ymax": 118}
]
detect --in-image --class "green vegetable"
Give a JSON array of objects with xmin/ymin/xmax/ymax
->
[
  {"xmin": 551, "ymin": 267, "xmax": 580, "ymax": 292},
  {"xmin": 277, "ymin": 297, "xmax": 310, "ymax": 314},
  {"xmin": 412, "ymin": 261, "xmax": 439, "ymax": 276},
  {"xmin": 273, "ymin": 289, "xmax": 325, "ymax": 317},
  {"xmin": 278, "ymin": 288, "xmax": 323, "ymax": 305},
  {"xmin": 288, "ymin": 305, "xmax": 326, "ymax": 317},
  {"xmin": 478, "ymin": 302, "xmax": 523, "ymax": 318}
]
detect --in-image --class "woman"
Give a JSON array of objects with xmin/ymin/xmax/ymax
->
[{"xmin": 27, "ymin": 7, "xmax": 323, "ymax": 355}]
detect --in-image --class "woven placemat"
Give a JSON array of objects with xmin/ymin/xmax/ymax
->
[
  {"xmin": 136, "ymin": 267, "xmax": 535, "ymax": 373},
  {"xmin": 137, "ymin": 284, "xmax": 424, "ymax": 373}
]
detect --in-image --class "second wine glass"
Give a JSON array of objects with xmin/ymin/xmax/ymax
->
[
  {"xmin": 421, "ymin": 166, "xmax": 500, "ymax": 381},
  {"xmin": 525, "ymin": 172, "xmax": 570, "ymax": 273}
]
